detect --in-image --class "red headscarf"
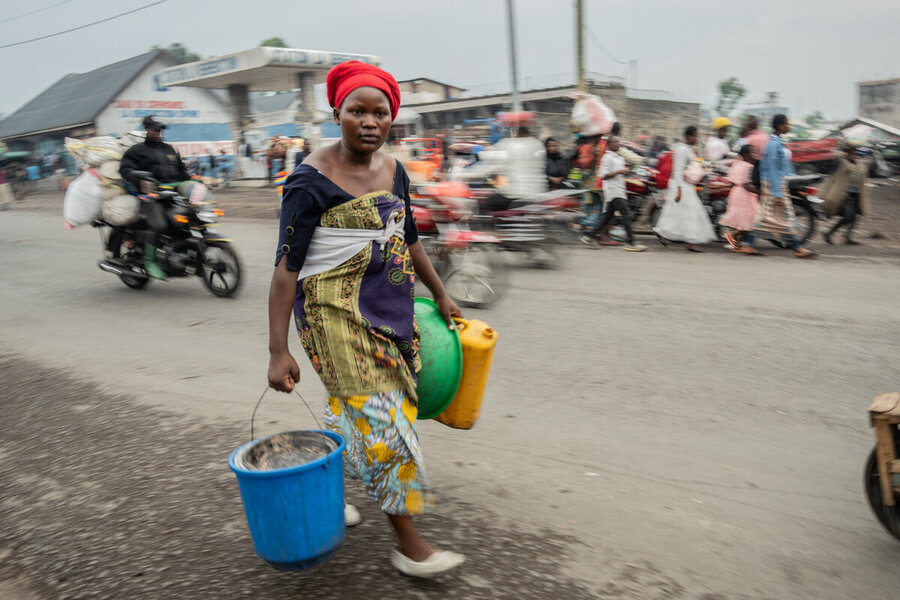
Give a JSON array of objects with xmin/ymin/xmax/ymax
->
[{"xmin": 326, "ymin": 61, "xmax": 401, "ymax": 121}]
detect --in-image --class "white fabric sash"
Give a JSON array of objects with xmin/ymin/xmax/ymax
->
[{"xmin": 297, "ymin": 216, "xmax": 405, "ymax": 281}]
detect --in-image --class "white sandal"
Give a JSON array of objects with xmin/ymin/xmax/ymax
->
[
  {"xmin": 390, "ymin": 548, "xmax": 465, "ymax": 578},
  {"xmin": 344, "ymin": 504, "xmax": 361, "ymax": 527}
]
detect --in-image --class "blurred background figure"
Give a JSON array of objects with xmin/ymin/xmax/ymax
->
[
  {"xmin": 750, "ymin": 114, "xmax": 817, "ymax": 259},
  {"xmin": 719, "ymin": 144, "xmax": 762, "ymax": 254},
  {"xmin": 216, "ymin": 149, "xmax": 232, "ymax": 188},
  {"xmin": 706, "ymin": 117, "xmax": 732, "ymax": 164},
  {"xmin": 544, "ymin": 137, "xmax": 570, "ymax": 190},
  {"xmin": 821, "ymin": 143, "xmax": 870, "ymax": 245},
  {"xmin": 653, "ymin": 125, "xmax": 716, "ymax": 252},
  {"xmin": 459, "ymin": 121, "xmax": 546, "ymax": 213}
]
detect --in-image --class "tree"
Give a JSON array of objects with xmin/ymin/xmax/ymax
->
[
  {"xmin": 804, "ymin": 110, "xmax": 825, "ymax": 129},
  {"xmin": 714, "ymin": 77, "xmax": 747, "ymax": 117},
  {"xmin": 261, "ymin": 37, "xmax": 290, "ymax": 48},
  {"xmin": 152, "ymin": 43, "xmax": 201, "ymax": 64}
]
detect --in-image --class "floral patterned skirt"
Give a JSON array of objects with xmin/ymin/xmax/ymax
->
[{"xmin": 325, "ymin": 390, "xmax": 434, "ymax": 515}]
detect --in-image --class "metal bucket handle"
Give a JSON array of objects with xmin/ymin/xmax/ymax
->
[{"xmin": 251, "ymin": 385, "xmax": 322, "ymax": 442}]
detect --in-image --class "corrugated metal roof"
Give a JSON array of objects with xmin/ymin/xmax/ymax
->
[{"xmin": 0, "ymin": 51, "xmax": 164, "ymax": 140}]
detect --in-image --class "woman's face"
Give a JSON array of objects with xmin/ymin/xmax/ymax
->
[
  {"xmin": 686, "ymin": 132, "xmax": 698, "ymax": 146},
  {"xmin": 335, "ymin": 87, "xmax": 392, "ymax": 154},
  {"xmin": 546, "ymin": 141, "xmax": 560, "ymax": 155}
]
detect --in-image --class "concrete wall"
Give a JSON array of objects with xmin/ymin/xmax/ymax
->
[
  {"xmin": 859, "ymin": 80, "xmax": 900, "ymax": 129},
  {"xmin": 620, "ymin": 98, "xmax": 703, "ymax": 143},
  {"xmin": 415, "ymin": 84, "xmax": 701, "ymax": 151}
]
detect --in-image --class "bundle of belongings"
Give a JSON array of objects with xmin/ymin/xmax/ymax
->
[
  {"xmin": 63, "ymin": 134, "xmax": 143, "ymax": 228},
  {"xmin": 570, "ymin": 92, "xmax": 617, "ymax": 136}
]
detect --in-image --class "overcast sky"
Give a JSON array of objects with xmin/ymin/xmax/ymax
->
[{"xmin": 2, "ymin": 0, "xmax": 898, "ymax": 123}]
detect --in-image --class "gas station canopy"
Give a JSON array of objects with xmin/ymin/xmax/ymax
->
[{"xmin": 154, "ymin": 47, "xmax": 381, "ymax": 91}]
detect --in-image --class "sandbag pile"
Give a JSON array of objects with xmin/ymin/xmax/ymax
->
[{"xmin": 63, "ymin": 135, "xmax": 141, "ymax": 227}]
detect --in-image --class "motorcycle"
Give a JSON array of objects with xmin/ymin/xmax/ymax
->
[
  {"xmin": 95, "ymin": 177, "xmax": 242, "ymax": 297},
  {"xmin": 864, "ymin": 392, "xmax": 900, "ymax": 542},
  {"xmin": 410, "ymin": 186, "xmax": 508, "ymax": 309},
  {"xmin": 474, "ymin": 186, "xmax": 584, "ymax": 269},
  {"xmin": 625, "ymin": 165, "xmax": 663, "ymax": 229}
]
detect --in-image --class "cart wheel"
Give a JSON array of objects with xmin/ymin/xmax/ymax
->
[{"xmin": 864, "ymin": 446, "xmax": 900, "ymax": 542}]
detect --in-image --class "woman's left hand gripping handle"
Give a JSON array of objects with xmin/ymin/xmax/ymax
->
[{"xmin": 268, "ymin": 352, "xmax": 300, "ymax": 392}]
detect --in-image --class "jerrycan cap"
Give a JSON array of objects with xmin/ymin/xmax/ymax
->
[{"xmin": 482, "ymin": 327, "xmax": 496, "ymax": 338}]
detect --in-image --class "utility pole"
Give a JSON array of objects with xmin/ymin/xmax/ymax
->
[
  {"xmin": 629, "ymin": 60, "xmax": 638, "ymax": 94},
  {"xmin": 576, "ymin": 0, "xmax": 585, "ymax": 91},
  {"xmin": 505, "ymin": 0, "xmax": 522, "ymax": 112}
]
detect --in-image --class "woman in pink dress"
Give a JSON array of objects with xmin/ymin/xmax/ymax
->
[{"xmin": 719, "ymin": 145, "xmax": 763, "ymax": 255}]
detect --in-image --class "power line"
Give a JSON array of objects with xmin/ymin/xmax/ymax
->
[
  {"xmin": 0, "ymin": 0, "xmax": 166, "ymax": 49},
  {"xmin": 0, "ymin": 0, "xmax": 72, "ymax": 26}
]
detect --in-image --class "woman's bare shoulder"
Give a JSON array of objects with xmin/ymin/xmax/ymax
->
[{"xmin": 302, "ymin": 144, "xmax": 340, "ymax": 171}]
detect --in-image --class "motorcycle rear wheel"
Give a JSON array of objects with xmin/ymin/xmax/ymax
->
[
  {"xmin": 864, "ymin": 445, "xmax": 900, "ymax": 542},
  {"xmin": 200, "ymin": 241, "xmax": 242, "ymax": 298},
  {"xmin": 767, "ymin": 203, "xmax": 816, "ymax": 249},
  {"xmin": 109, "ymin": 232, "xmax": 150, "ymax": 290}
]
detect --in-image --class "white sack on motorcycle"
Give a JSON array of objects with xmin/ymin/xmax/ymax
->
[{"xmin": 63, "ymin": 171, "xmax": 103, "ymax": 227}]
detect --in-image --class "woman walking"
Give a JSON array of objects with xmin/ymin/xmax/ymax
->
[
  {"xmin": 267, "ymin": 61, "xmax": 465, "ymax": 578},
  {"xmin": 653, "ymin": 126, "xmax": 716, "ymax": 252},
  {"xmin": 720, "ymin": 144, "xmax": 763, "ymax": 254},
  {"xmin": 748, "ymin": 114, "xmax": 817, "ymax": 258},
  {"xmin": 821, "ymin": 144, "xmax": 870, "ymax": 245}
]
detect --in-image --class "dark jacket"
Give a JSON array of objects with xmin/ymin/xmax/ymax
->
[
  {"xmin": 546, "ymin": 152, "xmax": 570, "ymax": 180},
  {"xmin": 119, "ymin": 137, "xmax": 189, "ymax": 185}
]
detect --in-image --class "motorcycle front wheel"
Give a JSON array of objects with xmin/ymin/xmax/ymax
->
[
  {"xmin": 864, "ymin": 446, "xmax": 900, "ymax": 542},
  {"xmin": 199, "ymin": 241, "xmax": 242, "ymax": 298},
  {"xmin": 442, "ymin": 246, "xmax": 509, "ymax": 309}
]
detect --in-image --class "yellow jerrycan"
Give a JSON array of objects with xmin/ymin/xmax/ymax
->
[{"xmin": 435, "ymin": 318, "xmax": 498, "ymax": 429}]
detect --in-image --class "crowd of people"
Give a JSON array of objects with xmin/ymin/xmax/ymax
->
[{"xmin": 535, "ymin": 113, "xmax": 875, "ymax": 259}]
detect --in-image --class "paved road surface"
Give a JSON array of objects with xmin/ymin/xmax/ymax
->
[{"xmin": 2, "ymin": 210, "xmax": 900, "ymax": 599}]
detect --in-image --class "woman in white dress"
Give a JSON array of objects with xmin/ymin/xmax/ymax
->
[{"xmin": 653, "ymin": 126, "xmax": 716, "ymax": 252}]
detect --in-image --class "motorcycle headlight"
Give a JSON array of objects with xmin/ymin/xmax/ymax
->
[{"xmin": 197, "ymin": 210, "xmax": 218, "ymax": 223}]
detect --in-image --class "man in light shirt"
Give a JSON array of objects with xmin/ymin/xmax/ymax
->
[
  {"xmin": 581, "ymin": 136, "xmax": 647, "ymax": 251},
  {"xmin": 458, "ymin": 126, "xmax": 547, "ymax": 212},
  {"xmin": 706, "ymin": 117, "xmax": 732, "ymax": 165}
]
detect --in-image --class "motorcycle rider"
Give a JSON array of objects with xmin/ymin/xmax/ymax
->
[
  {"xmin": 706, "ymin": 117, "xmax": 732, "ymax": 165},
  {"xmin": 458, "ymin": 123, "xmax": 546, "ymax": 213},
  {"xmin": 119, "ymin": 115, "xmax": 190, "ymax": 279}
]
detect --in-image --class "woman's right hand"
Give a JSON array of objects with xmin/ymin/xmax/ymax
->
[{"xmin": 268, "ymin": 351, "xmax": 300, "ymax": 393}]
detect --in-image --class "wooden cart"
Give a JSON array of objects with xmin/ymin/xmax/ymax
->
[{"xmin": 866, "ymin": 392, "xmax": 900, "ymax": 541}]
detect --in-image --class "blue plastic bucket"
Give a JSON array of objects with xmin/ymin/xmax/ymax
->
[{"xmin": 228, "ymin": 430, "xmax": 346, "ymax": 570}]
